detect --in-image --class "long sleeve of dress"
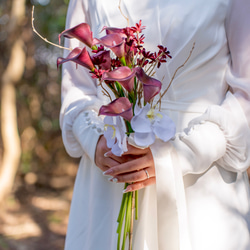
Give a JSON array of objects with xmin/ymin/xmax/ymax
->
[
  {"xmin": 60, "ymin": 0, "xmax": 104, "ymax": 161},
  {"xmin": 151, "ymin": 0, "xmax": 250, "ymax": 176}
]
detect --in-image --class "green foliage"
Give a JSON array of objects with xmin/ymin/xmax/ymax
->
[
  {"xmin": 0, "ymin": 236, "xmax": 8, "ymax": 249},
  {"xmin": 15, "ymin": 1, "xmax": 74, "ymax": 176}
]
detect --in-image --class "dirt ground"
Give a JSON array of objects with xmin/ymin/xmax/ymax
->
[
  {"xmin": 1, "ymin": 165, "xmax": 250, "ymax": 250},
  {"xmin": 0, "ymin": 161, "xmax": 78, "ymax": 250}
]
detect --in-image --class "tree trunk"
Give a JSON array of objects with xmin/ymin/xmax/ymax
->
[{"xmin": 0, "ymin": 0, "xmax": 26, "ymax": 204}]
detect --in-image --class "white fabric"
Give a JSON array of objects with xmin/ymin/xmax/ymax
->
[{"xmin": 60, "ymin": 0, "xmax": 250, "ymax": 249}]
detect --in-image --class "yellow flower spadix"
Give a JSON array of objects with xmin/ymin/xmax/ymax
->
[
  {"xmin": 146, "ymin": 109, "xmax": 163, "ymax": 121},
  {"xmin": 104, "ymin": 124, "xmax": 116, "ymax": 139}
]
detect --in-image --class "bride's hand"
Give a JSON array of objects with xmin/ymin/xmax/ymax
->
[
  {"xmin": 95, "ymin": 135, "xmax": 120, "ymax": 172},
  {"xmin": 102, "ymin": 143, "xmax": 156, "ymax": 192}
]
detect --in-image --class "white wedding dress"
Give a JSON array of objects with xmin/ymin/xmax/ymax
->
[{"xmin": 60, "ymin": 0, "xmax": 250, "ymax": 249}]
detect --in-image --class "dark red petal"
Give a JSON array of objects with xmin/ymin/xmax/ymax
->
[
  {"xmin": 92, "ymin": 50, "xmax": 111, "ymax": 70},
  {"xmin": 135, "ymin": 67, "xmax": 162, "ymax": 103},
  {"xmin": 59, "ymin": 23, "xmax": 94, "ymax": 48},
  {"xmin": 102, "ymin": 26, "xmax": 127, "ymax": 38},
  {"xmin": 102, "ymin": 66, "xmax": 136, "ymax": 92},
  {"xmin": 57, "ymin": 47, "xmax": 94, "ymax": 70},
  {"xmin": 95, "ymin": 34, "xmax": 125, "ymax": 58},
  {"xmin": 99, "ymin": 97, "xmax": 133, "ymax": 121}
]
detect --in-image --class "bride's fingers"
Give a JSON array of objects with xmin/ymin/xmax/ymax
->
[
  {"xmin": 104, "ymin": 151, "xmax": 137, "ymax": 164},
  {"xmin": 109, "ymin": 167, "xmax": 152, "ymax": 183},
  {"xmin": 103, "ymin": 154, "xmax": 153, "ymax": 176},
  {"xmin": 124, "ymin": 144, "xmax": 150, "ymax": 155},
  {"xmin": 105, "ymin": 145, "xmax": 150, "ymax": 160},
  {"xmin": 123, "ymin": 177, "xmax": 156, "ymax": 192},
  {"xmin": 96, "ymin": 155, "xmax": 121, "ymax": 172}
]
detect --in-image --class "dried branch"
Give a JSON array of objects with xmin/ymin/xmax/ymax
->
[
  {"xmin": 31, "ymin": 6, "xmax": 71, "ymax": 51},
  {"xmin": 155, "ymin": 42, "xmax": 195, "ymax": 107},
  {"xmin": 118, "ymin": 0, "xmax": 129, "ymax": 26},
  {"xmin": 99, "ymin": 80, "xmax": 112, "ymax": 102}
]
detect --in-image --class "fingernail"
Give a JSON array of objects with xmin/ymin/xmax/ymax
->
[
  {"xmin": 109, "ymin": 177, "xmax": 118, "ymax": 183},
  {"xmin": 123, "ymin": 186, "xmax": 132, "ymax": 193},
  {"xmin": 103, "ymin": 169, "xmax": 113, "ymax": 175},
  {"xmin": 104, "ymin": 151, "xmax": 112, "ymax": 158}
]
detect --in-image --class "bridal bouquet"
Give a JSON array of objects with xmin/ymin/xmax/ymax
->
[{"xmin": 57, "ymin": 20, "xmax": 176, "ymax": 250}]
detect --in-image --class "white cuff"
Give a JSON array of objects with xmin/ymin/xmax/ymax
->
[
  {"xmin": 175, "ymin": 121, "xmax": 226, "ymax": 175},
  {"xmin": 72, "ymin": 111, "xmax": 103, "ymax": 162},
  {"xmin": 151, "ymin": 121, "xmax": 226, "ymax": 176}
]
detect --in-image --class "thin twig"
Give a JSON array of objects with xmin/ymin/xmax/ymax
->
[
  {"xmin": 118, "ymin": 0, "xmax": 129, "ymax": 26},
  {"xmin": 99, "ymin": 81, "xmax": 112, "ymax": 102},
  {"xmin": 155, "ymin": 42, "xmax": 195, "ymax": 106},
  {"xmin": 31, "ymin": 6, "xmax": 71, "ymax": 51}
]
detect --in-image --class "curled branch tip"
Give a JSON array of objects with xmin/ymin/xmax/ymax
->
[
  {"xmin": 118, "ymin": 0, "xmax": 129, "ymax": 26},
  {"xmin": 31, "ymin": 5, "xmax": 71, "ymax": 51}
]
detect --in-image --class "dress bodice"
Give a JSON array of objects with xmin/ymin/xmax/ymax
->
[{"xmin": 83, "ymin": 0, "xmax": 232, "ymax": 111}]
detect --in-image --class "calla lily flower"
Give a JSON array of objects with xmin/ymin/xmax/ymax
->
[
  {"xmin": 131, "ymin": 103, "xmax": 176, "ymax": 146},
  {"xmin": 102, "ymin": 26, "xmax": 127, "ymax": 38},
  {"xmin": 135, "ymin": 67, "xmax": 162, "ymax": 103},
  {"xmin": 99, "ymin": 97, "xmax": 133, "ymax": 121},
  {"xmin": 95, "ymin": 33, "xmax": 125, "ymax": 58},
  {"xmin": 57, "ymin": 47, "xmax": 94, "ymax": 71},
  {"xmin": 102, "ymin": 66, "xmax": 136, "ymax": 92},
  {"xmin": 103, "ymin": 116, "xmax": 128, "ymax": 156},
  {"xmin": 59, "ymin": 23, "xmax": 95, "ymax": 48},
  {"xmin": 92, "ymin": 50, "xmax": 111, "ymax": 70}
]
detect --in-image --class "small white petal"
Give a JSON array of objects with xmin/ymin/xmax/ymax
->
[
  {"xmin": 153, "ymin": 114, "xmax": 176, "ymax": 142},
  {"xmin": 128, "ymin": 134, "xmax": 148, "ymax": 149},
  {"xmin": 134, "ymin": 132, "xmax": 155, "ymax": 147},
  {"xmin": 153, "ymin": 124, "xmax": 176, "ymax": 142},
  {"xmin": 131, "ymin": 115, "xmax": 152, "ymax": 132},
  {"xmin": 112, "ymin": 143, "xmax": 123, "ymax": 156}
]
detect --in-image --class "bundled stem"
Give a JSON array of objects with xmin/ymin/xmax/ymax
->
[{"xmin": 117, "ymin": 188, "xmax": 138, "ymax": 250}]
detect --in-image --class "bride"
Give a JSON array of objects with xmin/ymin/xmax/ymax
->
[{"xmin": 60, "ymin": 0, "xmax": 250, "ymax": 249}]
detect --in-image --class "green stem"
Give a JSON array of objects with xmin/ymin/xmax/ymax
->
[
  {"xmin": 129, "ymin": 191, "xmax": 135, "ymax": 250},
  {"xmin": 117, "ymin": 192, "xmax": 128, "ymax": 250},
  {"xmin": 117, "ymin": 184, "xmax": 128, "ymax": 223},
  {"xmin": 135, "ymin": 190, "xmax": 138, "ymax": 220},
  {"xmin": 125, "ymin": 121, "xmax": 133, "ymax": 135},
  {"xmin": 122, "ymin": 192, "xmax": 132, "ymax": 249},
  {"xmin": 115, "ymin": 81, "xmax": 125, "ymax": 97},
  {"xmin": 120, "ymin": 56, "xmax": 127, "ymax": 66},
  {"xmin": 91, "ymin": 45, "xmax": 98, "ymax": 51}
]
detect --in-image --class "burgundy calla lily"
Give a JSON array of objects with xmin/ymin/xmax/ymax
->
[
  {"xmin": 135, "ymin": 67, "xmax": 162, "ymax": 103},
  {"xmin": 99, "ymin": 97, "xmax": 133, "ymax": 121},
  {"xmin": 102, "ymin": 66, "xmax": 136, "ymax": 92},
  {"xmin": 92, "ymin": 50, "xmax": 111, "ymax": 70},
  {"xmin": 95, "ymin": 33, "xmax": 125, "ymax": 58},
  {"xmin": 57, "ymin": 47, "xmax": 94, "ymax": 71},
  {"xmin": 102, "ymin": 26, "xmax": 127, "ymax": 38},
  {"xmin": 59, "ymin": 23, "xmax": 94, "ymax": 48}
]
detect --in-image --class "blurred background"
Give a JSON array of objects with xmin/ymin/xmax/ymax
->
[
  {"xmin": 0, "ymin": 0, "xmax": 79, "ymax": 249},
  {"xmin": 1, "ymin": 1, "xmax": 250, "ymax": 250}
]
